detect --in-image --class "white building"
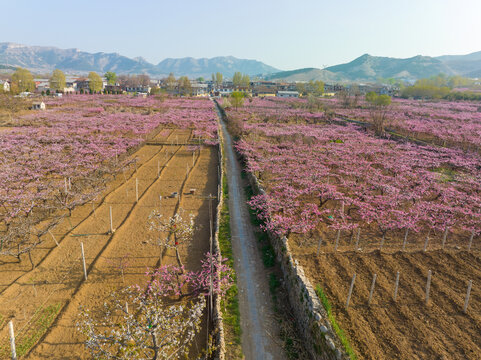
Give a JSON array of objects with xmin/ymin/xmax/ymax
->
[
  {"xmin": 277, "ymin": 90, "xmax": 299, "ymax": 98},
  {"xmin": 32, "ymin": 101, "xmax": 46, "ymax": 110},
  {"xmin": 0, "ymin": 80, "xmax": 10, "ymax": 92}
]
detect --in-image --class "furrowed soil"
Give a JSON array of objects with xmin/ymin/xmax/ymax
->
[
  {"xmin": 0, "ymin": 128, "xmax": 219, "ymax": 359},
  {"xmin": 291, "ymin": 242, "xmax": 481, "ymax": 360}
]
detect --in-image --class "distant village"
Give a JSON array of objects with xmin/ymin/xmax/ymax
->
[{"xmin": 0, "ymin": 72, "xmax": 400, "ymax": 99}]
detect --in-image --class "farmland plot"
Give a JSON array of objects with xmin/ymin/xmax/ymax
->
[
  {"xmin": 0, "ymin": 95, "xmax": 222, "ymax": 358},
  {"xmin": 223, "ymin": 97, "xmax": 481, "ymax": 359}
]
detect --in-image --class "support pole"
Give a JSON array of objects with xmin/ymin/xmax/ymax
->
[
  {"xmin": 346, "ymin": 273, "xmax": 356, "ymax": 308},
  {"xmin": 423, "ymin": 234, "xmax": 429, "ymax": 252},
  {"xmin": 335, "ymin": 229, "xmax": 341, "ymax": 251},
  {"xmin": 317, "ymin": 237, "xmax": 323, "ymax": 256},
  {"xmin": 109, "ymin": 206, "xmax": 114, "ymax": 233},
  {"xmin": 394, "ymin": 271, "xmax": 400, "ymax": 302},
  {"xmin": 8, "ymin": 320, "xmax": 16, "ymax": 360},
  {"xmin": 425, "ymin": 270, "xmax": 432, "ymax": 305},
  {"xmin": 442, "ymin": 228, "xmax": 448, "ymax": 250},
  {"xmin": 368, "ymin": 273, "xmax": 377, "ymax": 305},
  {"xmin": 402, "ymin": 228, "xmax": 409, "ymax": 251},
  {"xmin": 136, "ymin": 178, "xmax": 139, "ymax": 202},
  {"xmin": 355, "ymin": 228, "xmax": 360, "ymax": 250},
  {"xmin": 81, "ymin": 242, "xmax": 87, "ymax": 281},
  {"xmin": 468, "ymin": 230, "xmax": 475, "ymax": 251},
  {"xmin": 464, "ymin": 280, "xmax": 473, "ymax": 314}
]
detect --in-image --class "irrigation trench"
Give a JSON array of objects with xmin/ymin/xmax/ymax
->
[{"xmin": 216, "ymin": 104, "xmax": 287, "ymax": 360}]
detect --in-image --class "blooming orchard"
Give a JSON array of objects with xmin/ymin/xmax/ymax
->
[{"xmin": 225, "ymin": 98, "xmax": 481, "ymax": 243}]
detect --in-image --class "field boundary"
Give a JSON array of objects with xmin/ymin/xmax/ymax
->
[{"xmin": 212, "ymin": 114, "xmax": 226, "ymax": 360}]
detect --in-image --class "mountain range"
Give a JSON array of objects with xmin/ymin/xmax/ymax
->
[
  {"xmin": 1, "ymin": 42, "xmax": 480, "ymax": 82},
  {"xmin": 0, "ymin": 43, "xmax": 279, "ymax": 78},
  {"xmin": 267, "ymin": 52, "xmax": 481, "ymax": 82}
]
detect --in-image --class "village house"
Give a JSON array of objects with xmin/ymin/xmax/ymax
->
[
  {"xmin": 32, "ymin": 101, "xmax": 46, "ymax": 110},
  {"xmin": 191, "ymin": 82, "xmax": 209, "ymax": 96},
  {"xmin": 0, "ymin": 80, "xmax": 10, "ymax": 92},
  {"xmin": 74, "ymin": 78, "xmax": 90, "ymax": 92},
  {"xmin": 277, "ymin": 90, "xmax": 299, "ymax": 98}
]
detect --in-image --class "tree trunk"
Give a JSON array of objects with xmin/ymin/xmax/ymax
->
[{"xmin": 175, "ymin": 247, "xmax": 184, "ymax": 272}]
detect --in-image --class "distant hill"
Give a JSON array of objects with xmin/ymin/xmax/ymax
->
[
  {"xmin": 325, "ymin": 54, "xmax": 455, "ymax": 82},
  {"xmin": 265, "ymin": 68, "xmax": 347, "ymax": 82},
  {"xmin": 0, "ymin": 43, "xmax": 280, "ymax": 78},
  {"xmin": 268, "ymin": 53, "xmax": 481, "ymax": 83},
  {"xmin": 154, "ymin": 56, "xmax": 279, "ymax": 78},
  {"xmin": 436, "ymin": 51, "xmax": 481, "ymax": 77}
]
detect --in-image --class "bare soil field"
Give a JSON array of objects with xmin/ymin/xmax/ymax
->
[
  {"xmin": 0, "ymin": 128, "xmax": 219, "ymax": 358},
  {"xmin": 291, "ymin": 241, "xmax": 481, "ymax": 360}
]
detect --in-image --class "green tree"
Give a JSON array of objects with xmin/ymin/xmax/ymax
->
[
  {"xmin": 11, "ymin": 68, "xmax": 35, "ymax": 93},
  {"xmin": 196, "ymin": 77, "xmax": 204, "ymax": 82},
  {"xmin": 166, "ymin": 72, "xmax": 177, "ymax": 92},
  {"xmin": 241, "ymin": 74, "xmax": 250, "ymax": 88},
  {"xmin": 296, "ymin": 82, "xmax": 306, "ymax": 96},
  {"xmin": 232, "ymin": 72, "xmax": 242, "ymax": 88},
  {"xmin": 365, "ymin": 92, "xmax": 392, "ymax": 136},
  {"xmin": 230, "ymin": 91, "xmax": 245, "ymax": 110},
  {"xmin": 104, "ymin": 71, "xmax": 117, "ymax": 85},
  {"xmin": 88, "ymin": 72, "xmax": 103, "ymax": 93},
  {"xmin": 215, "ymin": 72, "xmax": 223, "ymax": 87},
  {"xmin": 49, "ymin": 69, "xmax": 66, "ymax": 92},
  {"xmin": 178, "ymin": 76, "xmax": 192, "ymax": 96}
]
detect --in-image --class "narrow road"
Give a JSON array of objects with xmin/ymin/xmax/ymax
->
[{"xmin": 216, "ymin": 103, "xmax": 287, "ymax": 360}]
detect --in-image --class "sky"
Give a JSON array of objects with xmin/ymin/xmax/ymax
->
[{"xmin": 3, "ymin": 0, "xmax": 481, "ymax": 70}]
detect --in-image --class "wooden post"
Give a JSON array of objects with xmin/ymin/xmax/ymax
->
[
  {"xmin": 442, "ymin": 228, "xmax": 448, "ymax": 250},
  {"xmin": 48, "ymin": 230, "xmax": 59, "ymax": 247},
  {"xmin": 425, "ymin": 270, "xmax": 432, "ymax": 305},
  {"xmin": 109, "ymin": 206, "xmax": 114, "ymax": 233},
  {"xmin": 186, "ymin": 164, "xmax": 189, "ymax": 175},
  {"xmin": 159, "ymin": 196, "xmax": 162, "ymax": 211},
  {"xmin": 64, "ymin": 177, "xmax": 68, "ymax": 193},
  {"xmin": 355, "ymin": 228, "xmax": 360, "ymax": 250},
  {"xmin": 335, "ymin": 229, "xmax": 341, "ymax": 251},
  {"xmin": 394, "ymin": 271, "xmax": 400, "ymax": 302},
  {"xmin": 402, "ymin": 228, "xmax": 409, "ymax": 251},
  {"xmin": 135, "ymin": 178, "xmax": 139, "ymax": 202},
  {"xmin": 68, "ymin": 177, "xmax": 71, "ymax": 190},
  {"xmin": 316, "ymin": 237, "xmax": 323, "ymax": 256},
  {"xmin": 8, "ymin": 320, "xmax": 16, "ymax": 360},
  {"xmin": 463, "ymin": 280, "xmax": 473, "ymax": 313},
  {"xmin": 346, "ymin": 273, "xmax": 356, "ymax": 308},
  {"xmin": 192, "ymin": 151, "xmax": 195, "ymax": 167},
  {"xmin": 380, "ymin": 234, "xmax": 385, "ymax": 251},
  {"xmin": 81, "ymin": 242, "xmax": 87, "ymax": 281},
  {"xmin": 368, "ymin": 273, "xmax": 377, "ymax": 305},
  {"xmin": 468, "ymin": 230, "xmax": 475, "ymax": 251}
]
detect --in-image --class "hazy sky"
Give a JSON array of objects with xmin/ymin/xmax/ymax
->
[{"xmin": 3, "ymin": 0, "xmax": 481, "ymax": 70}]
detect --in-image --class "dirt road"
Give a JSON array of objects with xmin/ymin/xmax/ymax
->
[{"xmin": 217, "ymin": 104, "xmax": 287, "ymax": 360}]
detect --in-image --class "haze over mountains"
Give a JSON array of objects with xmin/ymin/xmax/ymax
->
[
  {"xmin": 0, "ymin": 43, "xmax": 279, "ymax": 78},
  {"xmin": 1, "ymin": 42, "xmax": 480, "ymax": 82}
]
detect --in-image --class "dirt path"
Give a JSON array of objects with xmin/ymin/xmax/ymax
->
[{"xmin": 217, "ymin": 105, "xmax": 287, "ymax": 360}]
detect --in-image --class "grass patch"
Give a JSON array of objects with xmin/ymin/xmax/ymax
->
[
  {"xmin": 262, "ymin": 244, "xmax": 276, "ymax": 268},
  {"xmin": 315, "ymin": 285, "xmax": 357, "ymax": 360},
  {"xmin": 0, "ymin": 303, "xmax": 62, "ymax": 358},
  {"xmin": 218, "ymin": 173, "xmax": 243, "ymax": 359}
]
